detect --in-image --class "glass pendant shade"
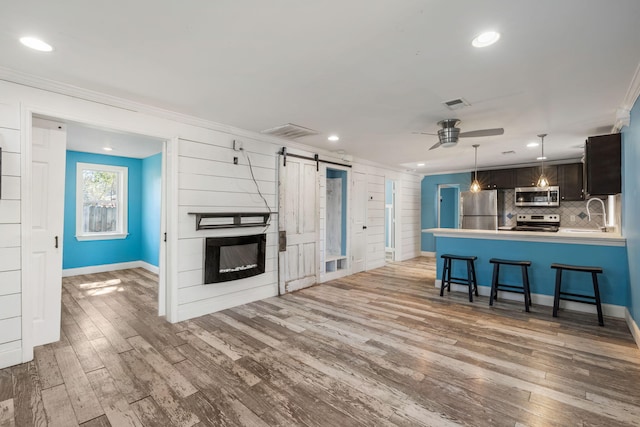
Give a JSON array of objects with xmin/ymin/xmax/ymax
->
[
  {"xmin": 470, "ymin": 144, "xmax": 481, "ymax": 192},
  {"xmin": 536, "ymin": 134, "xmax": 548, "ymax": 188}
]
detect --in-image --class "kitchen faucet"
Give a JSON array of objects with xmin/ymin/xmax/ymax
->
[{"xmin": 586, "ymin": 197, "xmax": 607, "ymax": 231}]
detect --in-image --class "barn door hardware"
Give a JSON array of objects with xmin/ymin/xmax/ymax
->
[{"xmin": 279, "ymin": 147, "xmax": 352, "ymax": 169}]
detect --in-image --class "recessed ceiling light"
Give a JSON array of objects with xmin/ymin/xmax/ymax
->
[
  {"xmin": 527, "ymin": 142, "xmax": 539, "ymax": 148},
  {"xmin": 417, "ymin": 163, "xmax": 425, "ymax": 167},
  {"xmin": 536, "ymin": 156, "xmax": 547, "ymax": 160},
  {"xmin": 103, "ymin": 147, "xmax": 113, "ymax": 151},
  {"xmin": 328, "ymin": 135, "xmax": 339, "ymax": 142},
  {"xmin": 19, "ymin": 36, "xmax": 53, "ymax": 52},
  {"xmin": 472, "ymin": 31, "xmax": 500, "ymax": 48}
]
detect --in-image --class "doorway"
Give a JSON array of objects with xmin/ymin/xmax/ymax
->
[
  {"xmin": 437, "ymin": 184, "xmax": 461, "ymax": 229},
  {"xmin": 24, "ymin": 114, "xmax": 169, "ymax": 349},
  {"xmin": 385, "ymin": 179, "xmax": 396, "ymax": 262}
]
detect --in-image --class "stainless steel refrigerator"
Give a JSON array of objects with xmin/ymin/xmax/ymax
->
[{"xmin": 461, "ymin": 190, "xmax": 499, "ymax": 230}]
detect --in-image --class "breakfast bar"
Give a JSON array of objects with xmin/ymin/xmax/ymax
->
[{"xmin": 425, "ymin": 228, "xmax": 629, "ymax": 316}]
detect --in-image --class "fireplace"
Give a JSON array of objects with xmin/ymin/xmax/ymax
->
[{"xmin": 204, "ymin": 234, "xmax": 266, "ymax": 284}]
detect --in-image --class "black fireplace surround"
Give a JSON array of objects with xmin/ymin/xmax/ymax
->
[{"xmin": 204, "ymin": 234, "xmax": 266, "ymax": 284}]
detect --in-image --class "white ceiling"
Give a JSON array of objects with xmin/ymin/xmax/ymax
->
[
  {"xmin": 65, "ymin": 122, "xmax": 163, "ymax": 159},
  {"xmin": 2, "ymin": 0, "xmax": 639, "ymax": 173}
]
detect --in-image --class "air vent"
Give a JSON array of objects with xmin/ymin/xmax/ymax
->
[
  {"xmin": 442, "ymin": 98, "xmax": 471, "ymax": 110},
  {"xmin": 261, "ymin": 123, "xmax": 319, "ymax": 139}
]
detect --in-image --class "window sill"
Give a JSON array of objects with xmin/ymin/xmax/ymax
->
[{"xmin": 76, "ymin": 233, "xmax": 129, "ymax": 241}]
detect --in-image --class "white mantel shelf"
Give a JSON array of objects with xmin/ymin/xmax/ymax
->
[{"xmin": 424, "ymin": 228, "xmax": 626, "ymax": 247}]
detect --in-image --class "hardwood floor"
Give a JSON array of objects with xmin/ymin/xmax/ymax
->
[{"xmin": 1, "ymin": 257, "xmax": 639, "ymax": 426}]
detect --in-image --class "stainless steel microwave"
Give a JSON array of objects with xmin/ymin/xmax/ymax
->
[{"xmin": 515, "ymin": 186, "xmax": 560, "ymax": 207}]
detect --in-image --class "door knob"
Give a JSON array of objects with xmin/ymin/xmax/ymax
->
[{"xmin": 363, "ymin": 226, "xmax": 367, "ymax": 230}]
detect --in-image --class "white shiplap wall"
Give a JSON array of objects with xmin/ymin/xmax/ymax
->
[
  {"xmin": 0, "ymin": 103, "xmax": 23, "ymax": 368},
  {"xmin": 0, "ymin": 79, "xmax": 423, "ymax": 368},
  {"xmin": 176, "ymin": 136, "xmax": 279, "ymax": 321}
]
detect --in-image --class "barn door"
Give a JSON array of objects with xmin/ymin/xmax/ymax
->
[{"xmin": 278, "ymin": 155, "xmax": 319, "ymax": 294}]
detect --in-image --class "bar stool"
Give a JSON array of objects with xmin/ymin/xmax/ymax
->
[
  {"xmin": 489, "ymin": 259, "xmax": 532, "ymax": 312},
  {"xmin": 551, "ymin": 263, "xmax": 604, "ymax": 326},
  {"xmin": 440, "ymin": 254, "xmax": 478, "ymax": 302}
]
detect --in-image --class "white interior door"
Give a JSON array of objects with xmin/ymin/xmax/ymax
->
[
  {"xmin": 278, "ymin": 155, "xmax": 319, "ymax": 294},
  {"xmin": 352, "ymin": 171, "xmax": 367, "ymax": 273},
  {"xmin": 31, "ymin": 118, "xmax": 66, "ymax": 346}
]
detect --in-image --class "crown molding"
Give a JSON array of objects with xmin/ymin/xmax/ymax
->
[{"xmin": 613, "ymin": 60, "xmax": 640, "ymax": 132}]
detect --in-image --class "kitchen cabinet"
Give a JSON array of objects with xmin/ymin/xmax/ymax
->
[
  {"xmin": 516, "ymin": 166, "xmax": 557, "ymax": 187},
  {"xmin": 474, "ymin": 168, "xmax": 515, "ymax": 189},
  {"xmin": 558, "ymin": 163, "xmax": 584, "ymax": 201},
  {"xmin": 585, "ymin": 133, "xmax": 621, "ymax": 195}
]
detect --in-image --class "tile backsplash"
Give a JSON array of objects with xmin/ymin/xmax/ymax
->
[{"xmin": 499, "ymin": 190, "xmax": 616, "ymax": 229}]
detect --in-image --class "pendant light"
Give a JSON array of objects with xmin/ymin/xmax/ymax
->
[
  {"xmin": 470, "ymin": 144, "xmax": 481, "ymax": 193},
  {"xmin": 536, "ymin": 133, "xmax": 549, "ymax": 188}
]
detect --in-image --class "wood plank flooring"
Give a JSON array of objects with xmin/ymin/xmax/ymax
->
[{"xmin": 1, "ymin": 257, "xmax": 640, "ymax": 426}]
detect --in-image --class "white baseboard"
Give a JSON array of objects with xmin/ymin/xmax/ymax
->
[
  {"xmin": 63, "ymin": 260, "xmax": 159, "ymax": 277},
  {"xmin": 421, "ymin": 251, "xmax": 436, "ymax": 257},
  {"xmin": 434, "ymin": 280, "xmax": 626, "ymax": 319},
  {"xmin": 625, "ymin": 308, "xmax": 640, "ymax": 350},
  {"xmin": 0, "ymin": 341, "xmax": 22, "ymax": 369}
]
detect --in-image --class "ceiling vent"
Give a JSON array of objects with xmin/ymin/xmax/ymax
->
[
  {"xmin": 261, "ymin": 123, "xmax": 319, "ymax": 139},
  {"xmin": 442, "ymin": 98, "xmax": 471, "ymax": 111}
]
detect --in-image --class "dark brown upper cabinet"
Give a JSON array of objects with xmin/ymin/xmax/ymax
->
[
  {"xmin": 585, "ymin": 133, "xmax": 621, "ymax": 196},
  {"xmin": 515, "ymin": 165, "xmax": 557, "ymax": 187},
  {"xmin": 474, "ymin": 168, "xmax": 515, "ymax": 190},
  {"xmin": 558, "ymin": 163, "xmax": 584, "ymax": 201}
]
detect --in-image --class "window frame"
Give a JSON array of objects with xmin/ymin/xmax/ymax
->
[{"xmin": 75, "ymin": 162, "xmax": 129, "ymax": 241}]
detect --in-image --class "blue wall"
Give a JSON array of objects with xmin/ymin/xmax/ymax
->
[
  {"xmin": 435, "ymin": 237, "xmax": 629, "ymax": 306},
  {"xmin": 141, "ymin": 153, "xmax": 162, "ymax": 267},
  {"xmin": 623, "ymin": 97, "xmax": 640, "ymax": 324},
  {"xmin": 440, "ymin": 187, "xmax": 459, "ymax": 229},
  {"xmin": 327, "ymin": 168, "xmax": 347, "ymax": 255},
  {"xmin": 421, "ymin": 173, "xmax": 470, "ymax": 251},
  {"xmin": 63, "ymin": 151, "xmax": 148, "ymax": 269}
]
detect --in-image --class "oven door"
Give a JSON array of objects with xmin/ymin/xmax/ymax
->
[{"xmin": 515, "ymin": 187, "xmax": 560, "ymax": 206}]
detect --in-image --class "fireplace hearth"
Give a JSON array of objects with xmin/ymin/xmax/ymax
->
[{"xmin": 204, "ymin": 234, "xmax": 266, "ymax": 284}]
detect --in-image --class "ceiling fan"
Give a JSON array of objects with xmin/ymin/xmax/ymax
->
[{"xmin": 414, "ymin": 119, "xmax": 504, "ymax": 150}]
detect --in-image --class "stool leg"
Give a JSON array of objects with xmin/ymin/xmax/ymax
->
[
  {"xmin": 521, "ymin": 265, "xmax": 530, "ymax": 312},
  {"xmin": 440, "ymin": 258, "xmax": 448, "ymax": 297},
  {"xmin": 446, "ymin": 258, "xmax": 452, "ymax": 293},
  {"xmin": 489, "ymin": 263, "xmax": 498, "ymax": 306},
  {"xmin": 471, "ymin": 260, "xmax": 479, "ymax": 297},
  {"xmin": 552, "ymin": 268, "xmax": 562, "ymax": 318},
  {"xmin": 466, "ymin": 260, "xmax": 473, "ymax": 302},
  {"xmin": 592, "ymin": 272, "xmax": 604, "ymax": 327}
]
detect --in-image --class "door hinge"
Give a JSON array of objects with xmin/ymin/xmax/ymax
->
[{"xmin": 164, "ymin": 232, "xmax": 167, "ymax": 242}]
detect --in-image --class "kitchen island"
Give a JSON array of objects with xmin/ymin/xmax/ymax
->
[{"xmin": 424, "ymin": 228, "xmax": 629, "ymax": 317}]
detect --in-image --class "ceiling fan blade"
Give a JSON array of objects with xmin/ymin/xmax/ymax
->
[
  {"xmin": 459, "ymin": 128, "xmax": 504, "ymax": 138},
  {"xmin": 429, "ymin": 141, "xmax": 443, "ymax": 150},
  {"xmin": 412, "ymin": 131, "xmax": 438, "ymax": 136}
]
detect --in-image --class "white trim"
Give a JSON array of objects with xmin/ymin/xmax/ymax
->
[
  {"xmin": 625, "ymin": 308, "xmax": 640, "ymax": 350},
  {"xmin": 434, "ymin": 279, "xmax": 627, "ymax": 318},
  {"xmin": 20, "ymin": 108, "xmax": 34, "ymax": 363},
  {"xmin": 165, "ymin": 137, "xmax": 180, "ymax": 323},
  {"xmin": 421, "ymin": 251, "xmax": 436, "ymax": 257},
  {"xmin": 62, "ymin": 260, "xmax": 158, "ymax": 277},
  {"xmin": 76, "ymin": 162, "xmax": 128, "ymax": 240},
  {"xmin": 613, "ymin": 60, "xmax": 640, "ymax": 132},
  {"xmin": 0, "ymin": 346, "xmax": 22, "ymax": 370},
  {"xmin": 426, "ymin": 228, "xmax": 626, "ymax": 247}
]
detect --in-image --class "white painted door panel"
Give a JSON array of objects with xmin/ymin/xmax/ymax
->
[
  {"xmin": 31, "ymin": 120, "xmax": 66, "ymax": 346},
  {"xmin": 278, "ymin": 156, "xmax": 318, "ymax": 293},
  {"xmin": 352, "ymin": 172, "xmax": 367, "ymax": 273}
]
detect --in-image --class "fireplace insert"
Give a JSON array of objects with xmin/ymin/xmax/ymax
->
[{"xmin": 204, "ymin": 234, "xmax": 266, "ymax": 283}]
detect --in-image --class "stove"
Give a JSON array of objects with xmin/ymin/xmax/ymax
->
[{"xmin": 513, "ymin": 214, "xmax": 560, "ymax": 232}]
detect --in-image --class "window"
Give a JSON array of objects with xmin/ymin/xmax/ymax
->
[{"xmin": 76, "ymin": 163, "xmax": 128, "ymax": 240}]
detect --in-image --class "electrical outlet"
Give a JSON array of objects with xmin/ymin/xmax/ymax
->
[
  {"xmin": 570, "ymin": 215, "xmax": 576, "ymax": 222},
  {"xmin": 233, "ymin": 156, "xmax": 238, "ymax": 165}
]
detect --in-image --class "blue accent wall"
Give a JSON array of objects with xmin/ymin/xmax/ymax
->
[
  {"xmin": 623, "ymin": 97, "xmax": 640, "ymax": 323},
  {"xmin": 421, "ymin": 173, "xmax": 470, "ymax": 251},
  {"xmin": 141, "ymin": 153, "xmax": 162, "ymax": 267},
  {"xmin": 327, "ymin": 169, "xmax": 347, "ymax": 255},
  {"xmin": 435, "ymin": 237, "xmax": 629, "ymax": 306},
  {"xmin": 63, "ymin": 151, "xmax": 143, "ymax": 269}
]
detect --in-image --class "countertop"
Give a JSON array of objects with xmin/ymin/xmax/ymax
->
[{"xmin": 423, "ymin": 227, "xmax": 626, "ymax": 247}]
